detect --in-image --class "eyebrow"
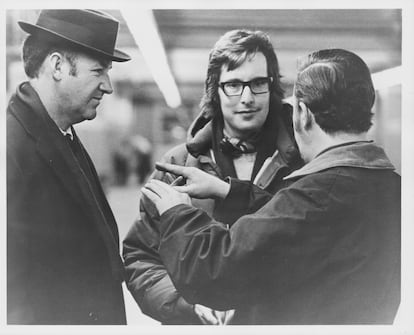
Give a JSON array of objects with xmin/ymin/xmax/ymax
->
[
  {"xmin": 221, "ymin": 76, "xmax": 269, "ymax": 82},
  {"xmin": 94, "ymin": 58, "xmax": 112, "ymax": 69}
]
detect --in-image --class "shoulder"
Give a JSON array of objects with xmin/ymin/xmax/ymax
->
[
  {"xmin": 7, "ymin": 93, "xmax": 39, "ymax": 147},
  {"xmin": 279, "ymin": 169, "xmax": 341, "ymax": 208},
  {"xmin": 148, "ymin": 143, "xmax": 190, "ymax": 182},
  {"xmin": 7, "ymin": 111, "xmax": 32, "ymax": 155},
  {"xmin": 286, "ymin": 166, "xmax": 370, "ymax": 206},
  {"xmin": 159, "ymin": 143, "xmax": 189, "ymax": 166},
  {"xmin": 7, "ymin": 110, "xmax": 22, "ymax": 136},
  {"xmin": 160, "ymin": 142, "xmax": 212, "ymax": 168},
  {"xmin": 292, "ymin": 169, "xmax": 339, "ymax": 188}
]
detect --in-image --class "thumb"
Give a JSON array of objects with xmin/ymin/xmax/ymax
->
[
  {"xmin": 155, "ymin": 162, "xmax": 189, "ymax": 177},
  {"xmin": 172, "ymin": 185, "xmax": 192, "ymax": 194}
]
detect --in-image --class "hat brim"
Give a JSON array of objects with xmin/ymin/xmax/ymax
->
[{"xmin": 18, "ymin": 21, "xmax": 131, "ymax": 62}]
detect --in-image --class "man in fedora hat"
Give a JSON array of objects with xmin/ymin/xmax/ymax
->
[{"xmin": 7, "ymin": 9, "xmax": 130, "ymax": 324}]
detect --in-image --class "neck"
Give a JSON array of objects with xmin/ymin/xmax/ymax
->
[
  {"xmin": 30, "ymin": 78, "xmax": 71, "ymax": 131},
  {"xmin": 223, "ymin": 126, "xmax": 258, "ymax": 141},
  {"xmin": 302, "ymin": 131, "xmax": 368, "ymax": 163}
]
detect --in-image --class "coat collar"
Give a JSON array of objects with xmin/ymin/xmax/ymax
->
[
  {"xmin": 11, "ymin": 82, "xmax": 91, "ymax": 210},
  {"xmin": 284, "ymin": 141, "xmax": 395, "ymax": 180}
]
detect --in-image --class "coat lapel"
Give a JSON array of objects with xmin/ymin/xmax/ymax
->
[
  {"xmin": 35, "ymin": 124, "xmax": 125, "ymax": 280},
  {"xmin": 36, "ymin": 129, "xmax": 109, "ymax": 226},
  {"xmin": 36, "ymin": 128, "xmax": 91, "ymax": 209}
]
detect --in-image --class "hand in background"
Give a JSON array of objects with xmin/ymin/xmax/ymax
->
[
  {"xmin": 194, "ymin": 304, "xmax": 235, "ymax": 325},
  {"xmin": 222, "ymin": 309, "xmax": 235, "ymax": 324},
  {"xmin": 155, "ymin": 162, "xmax": 230, "ymax": 199},
  {"xmin": 141, "ymin": 179, "xmax": 191, "ymax": 216}
]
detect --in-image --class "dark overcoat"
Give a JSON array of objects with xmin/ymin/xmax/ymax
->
[{"xmin": 7, "ymin": 82, "xmax": 126, "ymax": 325}]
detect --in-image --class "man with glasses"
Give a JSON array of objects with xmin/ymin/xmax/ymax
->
[
  {"xmin": 123, "ymin": 29, "xmax": 303, "ymax": 324},
  {"xmin": 141, "ymin": 49, "xmax": 401, "ymax": 325}
]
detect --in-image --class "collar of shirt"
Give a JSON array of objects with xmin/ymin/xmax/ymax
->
[
  {"xmin": 233, "ymin": 152, "xmax": 257, "ymax": 180},
  {"xmin": 59, "ymin": 127, "xmax": 73, "ymax": 140}
]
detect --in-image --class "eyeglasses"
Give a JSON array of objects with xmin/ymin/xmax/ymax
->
[{"xmin": 219, "ymin": 77, "xmax": 273, "ymax": 96}]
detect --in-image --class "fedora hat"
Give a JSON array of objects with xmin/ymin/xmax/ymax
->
[{"xmin": 18, "ymin": 9, "xmax": 130, "ymax": 62}]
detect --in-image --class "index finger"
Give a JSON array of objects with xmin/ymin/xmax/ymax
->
[{"xmin": 155, "ymin": 162, "xmax": 190, "ymax": 177}]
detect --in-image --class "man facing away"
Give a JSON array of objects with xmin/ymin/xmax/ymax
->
[
  {"xmin": 142, "ymin": 49, "xmax": 401, "ymax": 324},
  {"xmin": 7, "ymin": 9, "xmax": 130, "ymax": 324},
  {"xmin": 123, "ymin": 29, "xmax": 303, "ymax": 324}
]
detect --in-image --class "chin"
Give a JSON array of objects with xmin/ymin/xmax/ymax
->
[
  {"xmin": 241, "ymin": 122, "xmax": 264, "ymax": 133},
  {"xmin": 84, "ymin": 110, "xmax": 97, "ymax": 121},
  {"xmin": 233, "ymin": 126, "xmax": 261, "ymax": 139}
]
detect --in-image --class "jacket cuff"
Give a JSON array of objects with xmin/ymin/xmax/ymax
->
[
  {"xmin": 220, "ymin": 178, "xmax": 253, "ymax": 213},
  {"xmin": 159, "ymin": 204, "xmax": 195, "ymax": 234}
]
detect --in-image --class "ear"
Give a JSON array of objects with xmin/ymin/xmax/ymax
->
[
  {"xmin": 298, "ymin": 101, "xmax": 314, "ymax": 131},
  {"xmin": 49, "ymin": 52, "xmax": 64, "ymax": 81},
  {"xmin": 298, "ymin": 101, "xmax": 307, "ymax": 114}
]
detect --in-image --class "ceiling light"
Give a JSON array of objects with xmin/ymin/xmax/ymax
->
[{"xmin": 121, "ymin": 9, "xmax": 181, "ymax": 108}]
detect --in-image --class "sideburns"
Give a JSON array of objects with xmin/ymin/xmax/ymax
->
[
  {"xmin": 68, "ymin": 62, "xmax": 77, "ymax": 76},
  {"xmin": 64, "ymin": 54, "xmax": 78, "ymax": 76}
]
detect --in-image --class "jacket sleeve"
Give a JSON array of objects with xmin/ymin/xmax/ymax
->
[
  {"xmin": 158, "ymin": 174, "xmax": 336, "ymax": 311},
  {"xmin": 213, "ymin": 178, "xmax": 274, "ymax": 225},
  {"xmin": 122, "ymin": 150, "xmax": 200, "ymax": 324}
]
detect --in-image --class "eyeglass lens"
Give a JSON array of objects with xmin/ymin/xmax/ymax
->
[{"xmin": 222, "ymin": 77, "xmax": 271, "ymax": 96}]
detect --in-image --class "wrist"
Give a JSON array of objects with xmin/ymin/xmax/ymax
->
[{"xmin": 216, "ymin": 180, "xmax": 230, "ymax": 199}]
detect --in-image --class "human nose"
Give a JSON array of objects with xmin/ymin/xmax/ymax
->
[
  {"xmin": 240, "ymin": 84, "xmax": 254, "ymax": 104},
  {"xmin": 99, "ymin": 73, "xmax": 113, "ymax": 95}
]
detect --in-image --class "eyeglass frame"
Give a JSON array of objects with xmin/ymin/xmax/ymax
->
[{"xmin": 219, "ymin": 76, "xmax": 273, "ymax": 97}]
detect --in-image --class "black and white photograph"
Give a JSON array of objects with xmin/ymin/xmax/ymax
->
[{"xmin": 2, "ymin": 1, "xmax": 413, "ymax": 334}]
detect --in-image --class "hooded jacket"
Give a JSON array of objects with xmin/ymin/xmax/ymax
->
[
  {"xmin": 157, "ymin": 142, "xmax": 401, "ymax": 324},
  {"xmin": 123, "ymin": 103, "xmax": 303, "ymax": 324}
]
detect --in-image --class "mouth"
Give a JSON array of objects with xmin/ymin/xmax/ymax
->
[
  {"xmin": 235, "ymin": 109, "xmax": 258, "ymax": 114},
  {"xmin": 92, "ymin": 97, "xmax": 103, "ymax": 105}
]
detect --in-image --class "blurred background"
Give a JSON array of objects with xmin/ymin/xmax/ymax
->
[{"xmin": 6, "ymin": 9, "xmax": 402, "ymax": 325}]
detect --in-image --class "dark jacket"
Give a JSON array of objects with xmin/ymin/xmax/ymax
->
[
  {"xmin": 157, "ymin": 142, "xmax": 401, "ymax": 324},
  {"xmin": 7, "ymin": 82, "xmax": 126, "ymax": 325},
  {"xmin": 123, "ymin": 103, "xmax": 303, "ymax": 324}
]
